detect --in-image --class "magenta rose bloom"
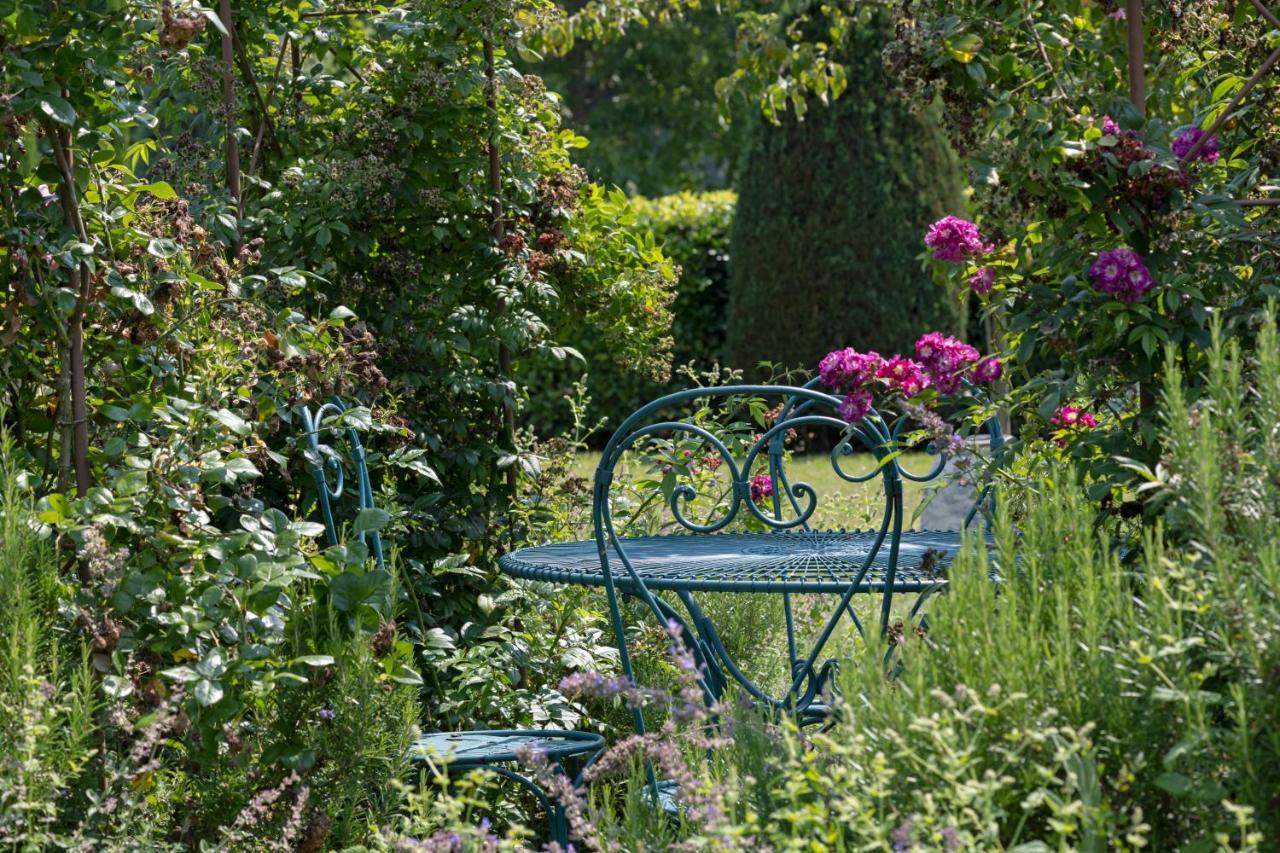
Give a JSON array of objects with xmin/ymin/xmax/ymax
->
[
  {"xmin": 970, "ymin": 356, "xmax": 1003, "ymax": 383},
  {"xmin": 1172, "ymin": 127, "xmax": 1219, "ymax": 163},
  {"xmin": 1051, "ymin": 405, "xmax": 1097, "ymax": 429},
  {"xmin": 819, "ymin": 347, "xmax": 882, "ymax": 393},
  {"xmin": 924, "ymin": 215, "xmax": 993, "ymax": 263},
  {"xmin": 749, "ymin": 472, "xmax": 774, "ymax": 503},
  {"xmin": 969, "ymin": 267, "xmax": 996, "ymax": 296},
  {"xmin": 915, "ymin": 332, "xmax": 981, "ymax": 393},
  {"xmin": 1088, "ymin": 247, "xmax": 1155, "ymax": 302},
  {"xmin": 838, "ymin": 389, "xmax": 874, "ymax": 423}
]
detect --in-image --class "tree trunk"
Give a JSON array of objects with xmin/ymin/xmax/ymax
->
[{"xmin": 46, "ymin": 125, "xmax": 92, "ymax": 496}]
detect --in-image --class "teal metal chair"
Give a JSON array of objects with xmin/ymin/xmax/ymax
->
[
  {"xmin": 298, "ymin": 399, "xmax": 603, "ymax": 845},
  {"xmin": 500, "ymin": 380, "xmax": 1003, "ymax": 732}
]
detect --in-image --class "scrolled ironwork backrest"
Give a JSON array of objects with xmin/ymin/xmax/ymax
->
[
  {"xmin": 298, "ymin": 398, "xmax": 385, "ymax": 571},
  {"xmin": 764, "ymin": 378, "xmax": 1004, "ymax": 532},
  {"xmin": 590, "ymin": 382, "xmax": 1002, "ymax": 717},
  {"xmin": 592, "ymin": 381, "xmax": 998, "ymax": 540}
]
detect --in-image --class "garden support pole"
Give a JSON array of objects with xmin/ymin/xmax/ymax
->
[{"xmin": 485, "ymin": 37, "xmax": 518, "ymax": 496}]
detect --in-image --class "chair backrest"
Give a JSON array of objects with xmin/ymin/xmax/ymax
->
[
  {"xmin": 589, "ymin": 382, "xmax": 1001, "ymax": 718},
  {"xmin": 766, "ymin": 378, "xmax": 1004, "ymax": 533},
  {"xmin": 298, "ymin": 398, "xmax": 385, "ymax": 571}
]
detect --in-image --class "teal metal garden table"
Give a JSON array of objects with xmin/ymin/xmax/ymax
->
[{"xmin": 499, "ymin": 381, "xmax": 1002, "ymax": 728}]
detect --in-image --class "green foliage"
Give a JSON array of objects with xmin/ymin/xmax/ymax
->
[
  {"xmin": 888, "ymin": 0, "xmax": 1280, "ymax": 508},
  {"xmin": 418, "ymin": 321, "xmax": 1280, "ymax": 849},
  {"xmin": 534, "ymin": 0, "xmax": 858, "ymax": 126},
  {"xmin": 523, "ymin": 191, "xmax": 735, "ymax": 440},
  {"xmin": 0, "ymin": 434, "xmax": 98, "ymax": 847},
  {"xmin": 532, "ymin": 7, "xmax": 747, "ymax": 193},
  {"xmin": 725, "ymin": 7, "xmax": 965, "ymax": 377}
]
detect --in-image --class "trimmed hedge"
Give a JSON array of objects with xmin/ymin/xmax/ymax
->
[
  {"xmin": 523, "ymin": 191, "xmax": 736, "ymax": 440},
  {"xmin": 725, "ymin": 9, "xmax": 965, "ymax": 377}
]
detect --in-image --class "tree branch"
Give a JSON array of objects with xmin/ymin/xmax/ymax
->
[{"xmin": 219, "ymin": 0, "xmax": 243, "ymax": 236}]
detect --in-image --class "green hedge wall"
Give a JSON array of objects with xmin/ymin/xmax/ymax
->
[
  {"xmin": 523, "ymin": 191, "xmax": 736, "ymax": 440},
  {"xmin": 725, "ymin": 10, "xmax": 965, "ymax": 377}
]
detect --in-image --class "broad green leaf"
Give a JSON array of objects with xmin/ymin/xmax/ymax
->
[{"xmin": 40, "ymin": 96, "xmax": 76, "ymax": 125}]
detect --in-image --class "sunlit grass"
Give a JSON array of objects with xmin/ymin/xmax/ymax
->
[{"xmin": 570, "ymin": 449, "xmax": 935, "ymax": 532}]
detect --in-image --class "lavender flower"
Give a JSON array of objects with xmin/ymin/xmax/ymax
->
[
  {"xmin": 558, "ymin": 671, "xmax": 664, "ymax": 710},
  {"xmin": 903, "ymin": 402, "xmax": 972, "ymax": 475},
  {"xmin": 891, "ymin": 816, "xmax": 915, "ymax": 851},
  {"xmin": 318, "ymin": 708, "xmax": 336, "ymax": 722},
  {"xmin": 924, "ymin": 215, "xmax": 992, "ymax": 262},
  {"xmin": 1088, "ymin": 247, "xmax": 1155, "ymax": 302}
]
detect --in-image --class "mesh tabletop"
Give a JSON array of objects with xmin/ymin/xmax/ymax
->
[
  {"xmin": 499, "ymin": 530, "xmax": 987, "ymax": 594},
  {"xmin": 410, "ymin": 730, "xmax": 604, "ymax": 768}
]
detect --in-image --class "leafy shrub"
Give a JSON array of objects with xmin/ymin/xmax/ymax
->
[
  {"xmin": 725, "ymin": 5, "xmax": 965, "ymax": 376},
  {"xmin": 522, "ymin": 190, "xmax": 736, "ymax": 440}
]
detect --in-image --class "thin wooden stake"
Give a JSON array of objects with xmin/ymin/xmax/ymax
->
[{"xmin": 485, "ymin": 38, "xmax": 518, "ymax": 496}]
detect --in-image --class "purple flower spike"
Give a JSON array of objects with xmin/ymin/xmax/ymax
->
[{"xmin": 924, "ymin": 215, "xmax": 993, "ymax": 263}]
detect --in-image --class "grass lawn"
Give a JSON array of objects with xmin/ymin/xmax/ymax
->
[{"xmin": 570, "ymin": 449, "xmax": 938, "ymax": 531}]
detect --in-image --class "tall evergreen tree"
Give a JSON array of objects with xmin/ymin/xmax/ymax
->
[{"xmin": 726, "ymin": 8, "xmax": 965, "ymax": 375}]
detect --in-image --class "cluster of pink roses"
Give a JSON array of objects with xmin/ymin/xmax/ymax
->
[
  {"xmin": 926, "ymin": 214, "xmax": 998, "ymax": 298},
  {"xmin": 819, "ymin": 333, "xmax": 1003, "ymax": 423},
  {"xmin": 926, "ymin": 212, "xmax": 1159, "ymax": 304}
]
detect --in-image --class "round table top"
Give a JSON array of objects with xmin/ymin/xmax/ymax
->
[{"xmin": 498, "ymin": 529, "xmax": 984, "ymax": 594}]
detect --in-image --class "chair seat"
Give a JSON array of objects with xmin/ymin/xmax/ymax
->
[
  {"xmin": 500, "ymin": 529, "xmax": 990, "ymax": 594},
  {"xmin": 409, "ymin": 729, "xmax": 604, "ymax": 770}
]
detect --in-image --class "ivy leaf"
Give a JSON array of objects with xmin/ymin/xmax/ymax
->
[
  {"xmin": 161, "ymin": 666, "xmax": 200, "ymax": 683},
  {"xmin": 102, "ymin": 675, "xmax": 134, "ymax": 698}
]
